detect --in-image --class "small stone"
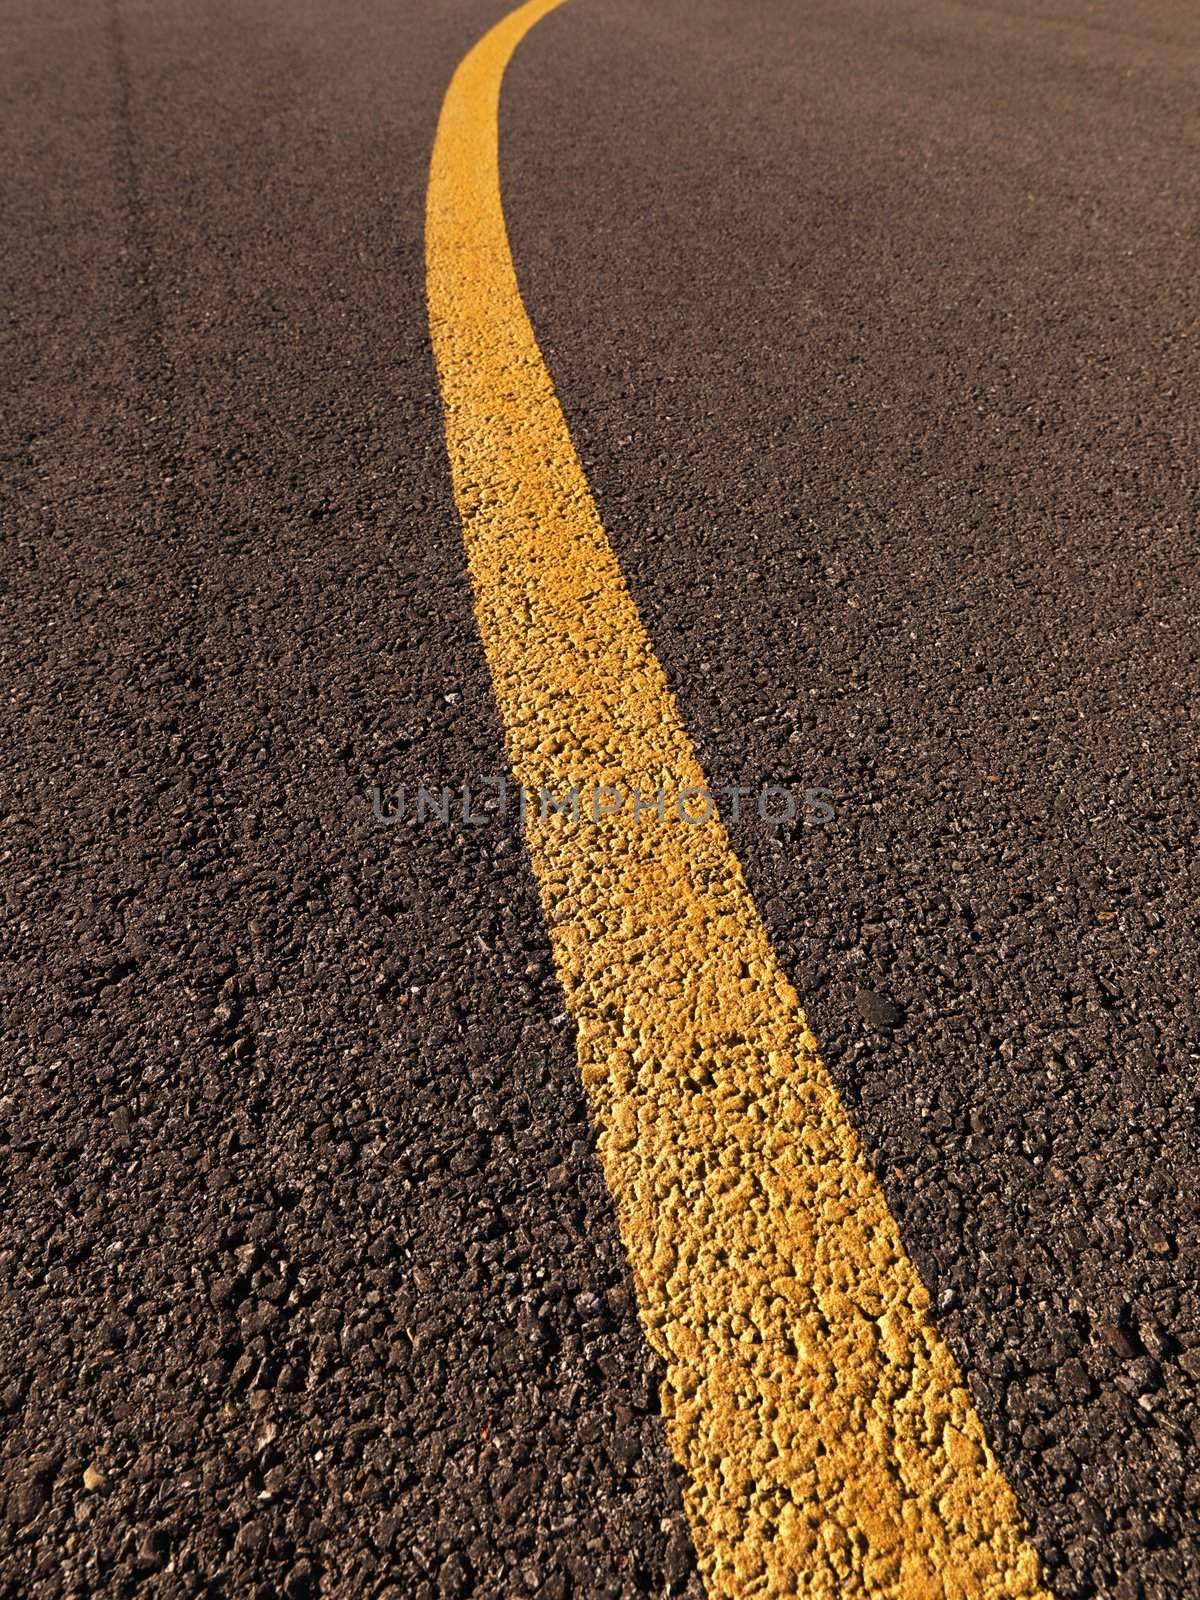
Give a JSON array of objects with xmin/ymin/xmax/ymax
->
[
  {"xmin": 594, "ymin": 1352, "xmax": 624, "ymax": 1382},
  {"xmin": 1139, "ymin": 1321, "xmax": 1174, "ymax": 1362},
  {"xmin": 367, "ymin": 1233, "xmax": 395, "ymax": 1266},
  {"xmin": 97, "ymin": 1316, "xmax": 128, "ymax": 1351},
  {"xmin": 137, "ymin": 1526, "xmax": 171, "ymax": 1571},
  {"xmin": 210, "ymin": 1275, "xmax": 239, "ymax": 1310},
  {"xmin": 1059, "ymin": 1358, "xmax": 1093, "ymax": 1402},
  {"xmin": 284, "ymin": 1559, "xmax": 316, "ymax": 1599},
  {"xmin": 234, "ymin": 1519, "xmax": 268, "ymax": 1556},
  {"xmin": 1099, "ymin": 1323, "xmax": 1139, "ymax": 1360},
  {"xmin": 6, "ymin": 1479, "xmax": 46, "ymax": 1524},
  {"xmin": 1177, "ymin": 1347, "xmax": 1200, "ymax": 1381},
  {"xmin": 438, "ymin": 1552, "xmax": 471, "ymax": 1598},
  {"xmin": 854, "ymin": 989, "xmax": 904, "ymax": 1031}
]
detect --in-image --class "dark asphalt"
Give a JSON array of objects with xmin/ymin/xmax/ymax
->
[{"xmin": 2, "ymin": 0, "xmax": 1197, "ymax": 1597}]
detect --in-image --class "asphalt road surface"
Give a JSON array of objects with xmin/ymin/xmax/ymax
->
[{"xmin": 2, "ymin": 0, "xmax": 1198, "ymax": 1597}]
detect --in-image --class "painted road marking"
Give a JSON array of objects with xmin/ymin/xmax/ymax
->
[{"xmin": 425, "ymin": 3, "xmax": 1049, "ymax": 1594}]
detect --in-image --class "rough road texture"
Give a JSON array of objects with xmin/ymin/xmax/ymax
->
[
  {"xmin": 503, "ymin": 2, "xmax": 1200, "ymax": 1596},
  {"xmin": 2, "ymin": 2, "xmax": 700, "ymax": 1596},
  {"xmin": 427, "ymin": 12, "xmax": 1046, "ymax": 1592},
  {"xmin": 2, "ymin": 0, "xmax": 1198, "ymax": 1597}
]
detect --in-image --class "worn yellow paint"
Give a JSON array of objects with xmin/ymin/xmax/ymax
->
[{"xmin": 425, "ymin": 3, "xmax": 1050, "ymax": 1595}]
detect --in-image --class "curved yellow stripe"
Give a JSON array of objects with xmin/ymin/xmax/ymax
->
[{"xmin": 425, "ymin": 4, "xmax": 1050, "ymax": 1595}]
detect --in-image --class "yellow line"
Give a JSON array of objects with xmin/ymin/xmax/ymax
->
[{"xmin": 425, "ymin": 4, "xmax": 1050, "ymax": 1595}]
